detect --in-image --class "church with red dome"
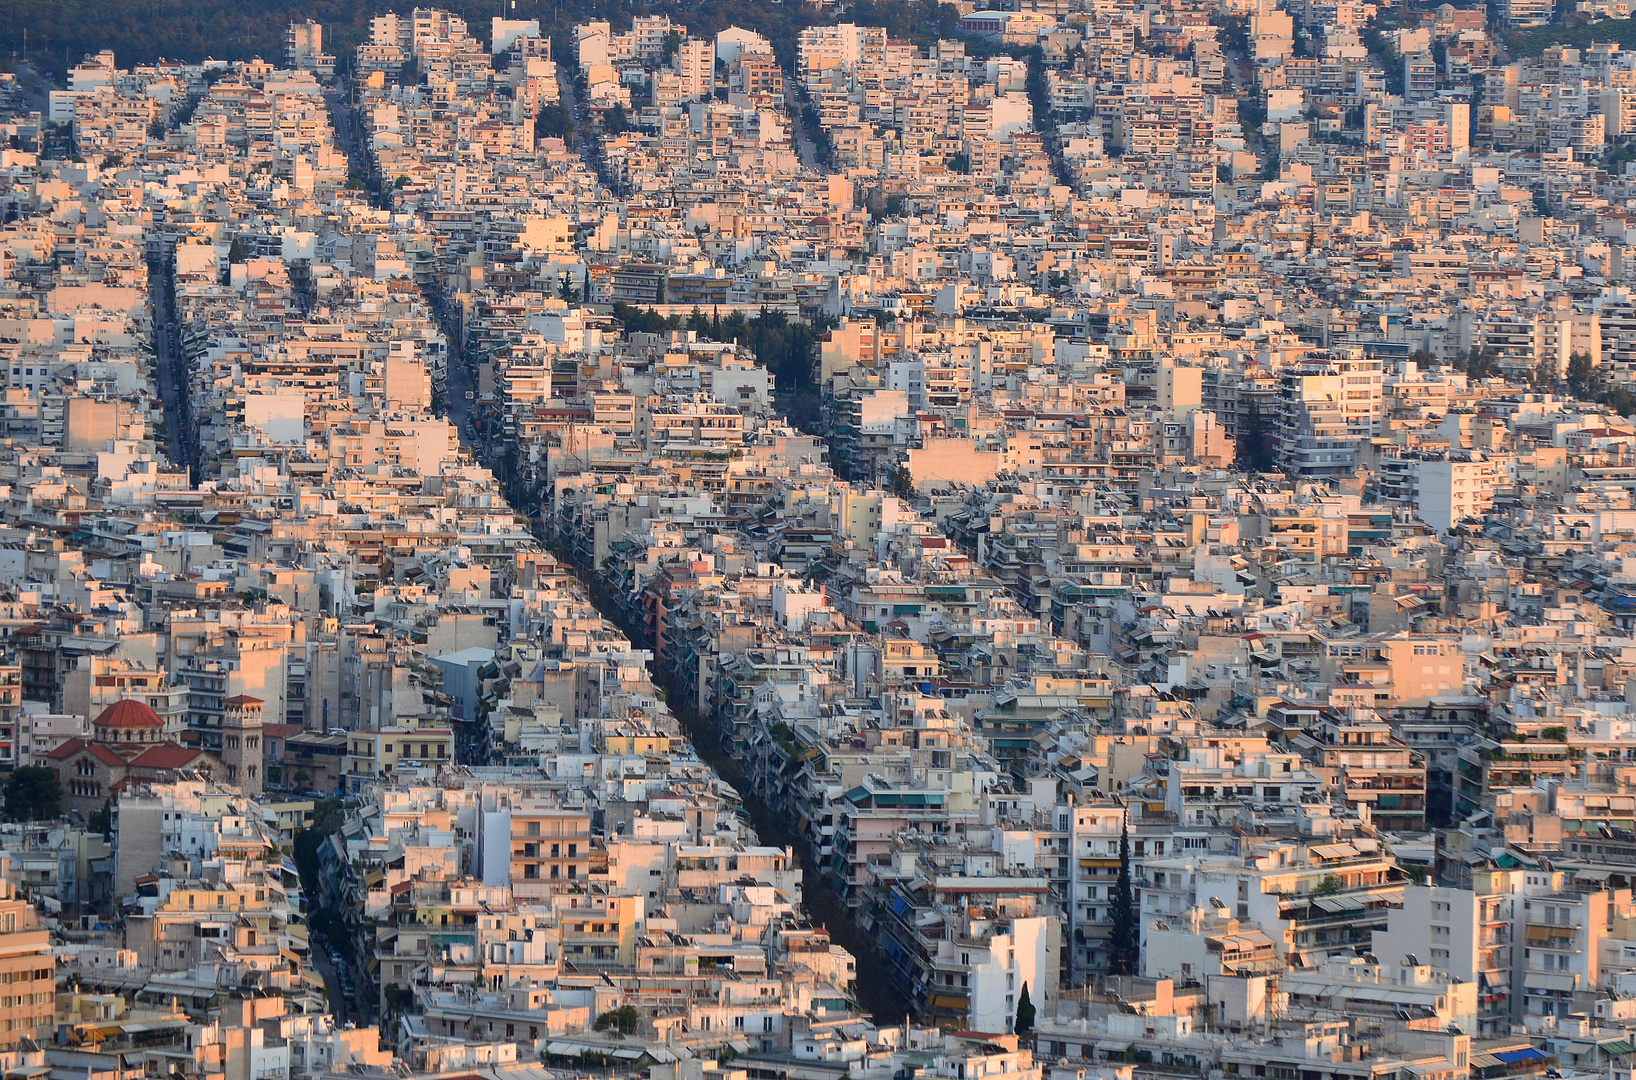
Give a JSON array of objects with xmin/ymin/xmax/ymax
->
[{"xmin": 46, "ymin": 698, "xmax": 220, "ymax": 817}]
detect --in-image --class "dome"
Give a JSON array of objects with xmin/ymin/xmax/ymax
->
[{"xmin": 93, "ymin": 699, "xmax": 164, "ymax": 729}]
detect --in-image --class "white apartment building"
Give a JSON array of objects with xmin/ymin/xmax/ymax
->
[
  {"xmin": 1371, "ymin": 880, "xmax": 1518, "ymax": 1033},
  {"xmin": 1417, "ymin": 454, "xmax": 1501, "ymax": 533}
]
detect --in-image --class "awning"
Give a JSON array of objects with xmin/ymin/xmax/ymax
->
[
  {"xmin": 1495, "ymin": 1049, "xmax": 1549, "ymax": 1064},
  {"xmin": 1600, "ymin": 1041, "xmax": 1634, "ymax": 1055},
  {"xmin": 1096, "ymin": 1041, "xmax": 1133, "ymax": 1053},
  {"xmin": 1313, "ymin": 894, "xmax": 1365, "ymax": 913},
  {"xmin": 96, "ymin": 1019, "xmax": 189, "ymax": 1036},
  {"xmin": 1227, "ymin": 957, "xmax": 1284, "ymax": 974},
  {"xmin": 1525, "ymin": 972, "xmax": 1577, "ymax": 992},
  {"xmin": 4, "ymin": 1066, "xmax": 51, "ymax": 1080},
  {"xmin": 498, "ymin": 1067, "xmax": 556, "ymax": 1080},
  {"xmin": 612, "ymin": 1049, "xmax": 645, "ymax": 1061}
]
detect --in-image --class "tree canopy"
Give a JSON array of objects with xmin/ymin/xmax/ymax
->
[
  {"xmin": 611, "ymin": 303, "xmax": 832, "ymax": 393},
  {"xmin": 3, "ymin": 767, "xmax": 61, "ymax": 823},
  {"xmin": 594, "ymin": 1004, "xmax": 639, "ymax": 1034},
  {"xmin": 293, "ymin": 796, "xmax": 347, "ymax": 893}
]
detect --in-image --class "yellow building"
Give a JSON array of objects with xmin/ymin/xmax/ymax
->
[{"xmin": 345, "ymin": 724, "xmax": 454, "ymax": 791}]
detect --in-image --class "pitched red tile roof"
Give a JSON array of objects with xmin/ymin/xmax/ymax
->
[
  {"xmin": 127, "ymin": 744, "xmax": 212, "ymax": 770},
  {"xmin": 44, "ymin": 738, "xmax": 89, "ymax": 761},
  {"xmin": 46, "ymin": 739, "xmax": 131, "ymax": 767}
]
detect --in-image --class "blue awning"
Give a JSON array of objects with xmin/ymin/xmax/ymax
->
[{"xmin": 1495, "ymin": 1049, "xmax": 1549, "ymax": 1063}]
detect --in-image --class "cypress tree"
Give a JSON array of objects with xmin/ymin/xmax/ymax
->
[
  {"xmin": 1014, "ymin": 982, "xmax": 1035, "ymax": 1036},
  {"xmin": 1108, "ymin": 823, "xmax": 1139, "ymax": 976}
]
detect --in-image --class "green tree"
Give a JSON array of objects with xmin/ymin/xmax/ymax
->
[
  {"xmin": 293, "ymin": 796, "xmax": 347, "ymax": 892},
  {"xmin": 2, "ymin": 767, "xmax": 61, "ymax": 822},
  {"xmin": 594, "ymin": 1004, "xmax": 639, "ymax": 1034},
  {"xmin": 1107, "ymin": 824, "xmax": 1139, "ymax": 975},
  {"xmin": 1239, "ymin": 96, "xmax": 1268, "ymax": 131},
  {"xmin": 535, "ymin": 103, "xmax": 575, "ymax": 141},
  {"xmin": 88, "ymin": 800, "xmax": 113, "ymax": 841},
  {"xmin": 892, "ymin": 464, "xmax": 916, "ymax": 500},
  {"xmin": 1566, "ymin": 352, "xmax": 1598, "ymax": 399},
  {"xmin": 1237, "ymin": 403, "xmax": 1277, "ymax": 473},
  {"xmin": 1014, "ymin": 982, "xmax": 1035, "ymax": 1035},
  {"xmin": 604, "ymin": 104, "xmax": 628, "ymax": 134},
  {"xmin": 1460, "ymin": 346, "xmax": 1501, "ymax": 381}
]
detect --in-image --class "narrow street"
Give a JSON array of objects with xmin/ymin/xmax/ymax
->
[
  {"xmin": 10, "ymin": 62, "xmax": 54, "ymax": 117},
  {"xmin": 325, "ymin": 79, "xmax": 359, "ymax": 162},
  {"xmin": 555, "ymin": 64, "xmax": 602, "ymax": 178},
  {"xmin": 788, "ymin": 95, "xmax": 821, "ymax": 171},
  {"xmin": 442, "ymin": 304, "xmax": 477, "ymax": 450},
  {"xmin": 147, "ymin": 249, "xmax": 191, "ymax": 472},
  {"xmin": 324, "ymin": 74, "xmax": 372, "ymax": 195},
  {"xmin": 310, "ymin": 941, "xmax": 349, "ymax": 1022},
  {"xmin": 310, "ymin": 936, "xmax": 372, "ymax": 1027}
]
